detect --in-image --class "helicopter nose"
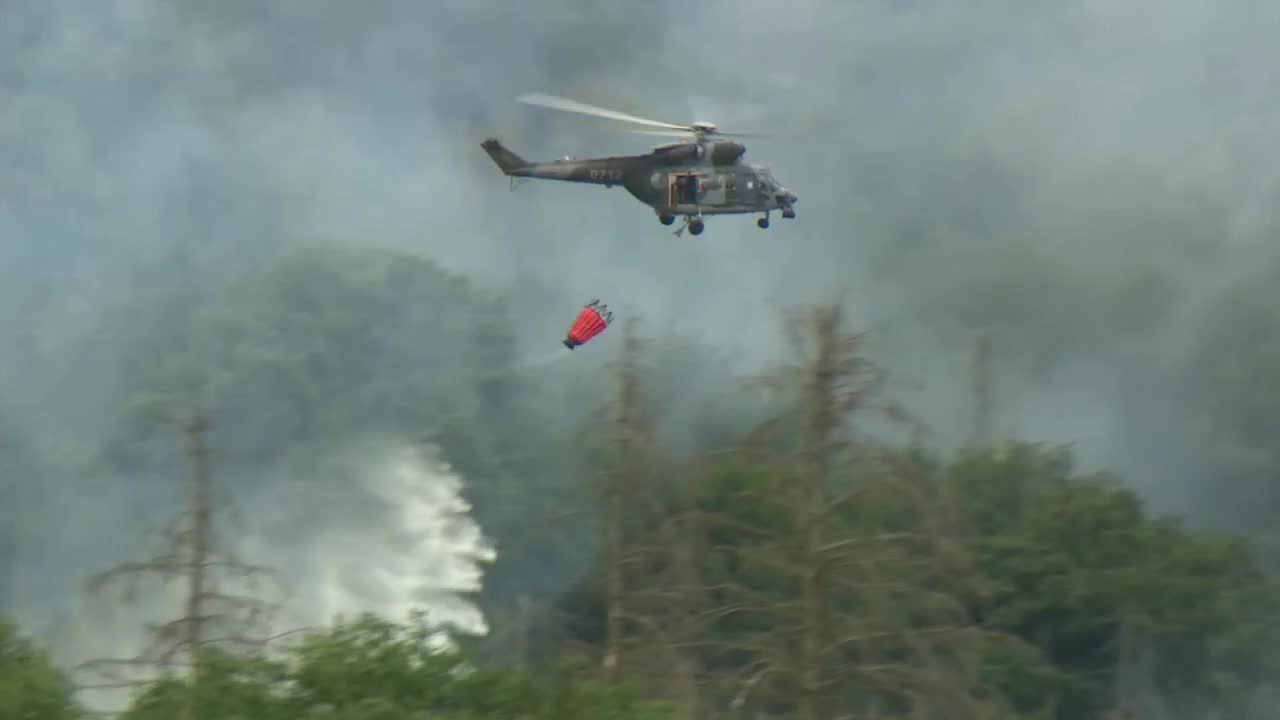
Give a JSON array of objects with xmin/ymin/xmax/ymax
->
[{"xmin": 784, "ymin": 190, "xmax": 797, "ymax": 204}]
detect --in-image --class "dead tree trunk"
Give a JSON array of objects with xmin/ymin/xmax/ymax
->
[
  {"xmin": 603, "ymin": 489, "xmax": 625, "ymax": 681},
  {"xmin": 184, "ymin": 414, "xmax": 211, "ymax": 692},
  {"xmin": 0, "ymin": 483, "xmax": 16, "ymax": 613},
  {"xmin": 796, "ymin": 305, "xmax": 841, "ymax": 720},
  {"xmin": 78, "ymin": 409, "xmax": 281, "ymax": 710},
  {"xmin": 620, "ymin": 453, "xmax": 710, "ymax": 720},
  {"xmin": 971, "ymin": 329, "xmax": 995, "ymax": 446},
  {"xmin": 668, "ymin": 493, "xmax": 707, "ymax": 720},
  {"xmin": 705, "ymin": 303, "xmax": 996, "ymax": 720},
  {"xmin": 597, "ymin": 319, "xmax": 708, "ymax": 712},
  {"xmin": 602, "ymin": 321, "xmax": 644, "ymax": 681}
]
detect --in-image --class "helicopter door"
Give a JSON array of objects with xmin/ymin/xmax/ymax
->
[{"xmin": 669, "ymin": 173, "xmax": 700, "ymax": 207}]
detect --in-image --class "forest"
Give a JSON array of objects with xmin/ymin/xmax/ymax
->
[
  {"xmin": 3, "ymin": 243, "xmax": 1280, "ymax": 719},
  {"xmin": 7, "ymin": 2, "xmax": 1280, "ymax": 719}
]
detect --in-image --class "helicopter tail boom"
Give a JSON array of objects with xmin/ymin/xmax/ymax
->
[
  {"xmin": 481, "ymin": 138, "xmax": 530, "ymax": 174},
  {"xmin": 480, "ymin": 138, "xmax": 633, "ymax": 187}
]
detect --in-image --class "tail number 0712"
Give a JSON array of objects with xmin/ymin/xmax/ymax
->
[{"xmin": 589, "ymin": 168, "xmax": 624, "ymax": 181}]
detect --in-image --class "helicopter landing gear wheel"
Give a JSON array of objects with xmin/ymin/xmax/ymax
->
[
  {"xmin": 781, "ymin": 208, "xmax": 796, "ymax": 219},
  {"xmin": 757, "ymin": 216, "xmax": 770, "ymax": 229},
  {"xmin": 688, "ymin": 218, "xmax": 705, "ymax": 235},
  {"xmin": 658, "ymin": 214, "xmax": 675, "ymax": 225}
]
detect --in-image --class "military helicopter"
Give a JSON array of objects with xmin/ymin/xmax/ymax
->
[{"xmin": 480, "ymin": 93, "xmax": 798, "ymax": 236}]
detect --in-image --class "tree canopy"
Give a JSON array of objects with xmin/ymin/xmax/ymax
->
[
  {"xmin": 6, "ymin": 245, "xmax": 1280, "ymax": 720},
  {"xmin": 0, "ymin": 617, "xmax": 84, "ymax": 720},
  {"xmin": 116, "ymin": 614, "xmax": 673, "ymax": 720}
]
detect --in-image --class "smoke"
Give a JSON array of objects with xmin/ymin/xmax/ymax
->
[
  {"xmin": 235, "ymin": 436, "xmax": 495, "ymax": 634},
  {"xmin": 4, "ymin": 1, "xmax": 1280, "ymax": 714},
  {"xmin": 498, "ymin": 348, "xmax": 578, "ymax": 375},
  {"xmin": 41, "ymin": 436, "xmax": 493, "ymax": 714}
]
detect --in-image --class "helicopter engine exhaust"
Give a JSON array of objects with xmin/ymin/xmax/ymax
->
[{"xmin": 709, "ymin": 142, "xmax": 746, "ymax": 165}]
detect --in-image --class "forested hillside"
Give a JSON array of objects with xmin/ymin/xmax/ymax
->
[
  {"xmin": 4, "ymin": 245, "xmax": 1280, "ymax": 719},
  {"xmin": 8, "ymin": 1, "xmax": 1280, "ymax": 718}
]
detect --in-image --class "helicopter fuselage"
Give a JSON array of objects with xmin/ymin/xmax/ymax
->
[{"xmin": 480, "ymin": 137, "xmax": 798, "ymax": 234}]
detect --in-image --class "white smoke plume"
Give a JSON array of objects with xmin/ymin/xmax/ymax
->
[{"xmin": 41, "ymin": 436, "xmax": 494, "ymax": 714}]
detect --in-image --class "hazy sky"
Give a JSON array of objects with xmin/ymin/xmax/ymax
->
[{"xmin": 4, "ymin": 0, "xmax": 1280, "ymax": 704}]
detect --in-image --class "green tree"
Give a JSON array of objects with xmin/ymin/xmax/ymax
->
[
  {"xmin": 101, "ymin": 242, "xmax": 566, "ymax": 654},
  {"xmin": 289, "ymin": 614, "xmax": 673, "ymax": 720},
  {"xmin": 690, "ymin": 305, "xmax": 998, "ymax": 720},
  {"xmin": 0, "ymin": 616, "xmax": 84, "ymax": 720},
  {"xmin": 118, "ymin": 648, "xmax": 290, "ymax": 720},
  {"xmin": 118, "ymin": 613, "xmax": 674, "ymax": 720},
  {"xmin": 947, "ymin": 443, "xmax": 1280, "ymax": 719},
  {"xmin": 101, "ymin": 243, "xmax": 523, "ymax": 468}
]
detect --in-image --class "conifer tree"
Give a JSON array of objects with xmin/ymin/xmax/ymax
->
[
  {"xmin": 78, "ymin": 395, "xmax": 281, "ymax": 720},
  {"xmin": 704, "ymin": 304, "xmax": 996, "ymax": 720}
]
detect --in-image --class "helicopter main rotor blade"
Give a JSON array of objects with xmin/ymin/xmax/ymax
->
[
  {"xmin": 630, "ymin": 128, "xmax": 773, "ymax": 140},
  {"xmin": 629, "ymin": 129, "xmax": 696, "ymax": 138},
  {"xmin": 517, "ymin": 93, "xmax": 690, "ymax": 132},
  {"xmin": 711, "ymin": 130, "xmax": 773, "ymax": 139}
]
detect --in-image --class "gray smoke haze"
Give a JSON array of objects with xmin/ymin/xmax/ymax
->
[
  {"xmin": 4, "ymin": 0, "xmax": 1280, "ymax": 709},
  {"xmin": 40, "ymin": 435, "xmax": 493, "ymax": 713}
]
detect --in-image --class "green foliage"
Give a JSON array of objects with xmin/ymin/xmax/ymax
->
[
  {"xmin": 651, "ymin": 306, "xmax": 1000, "ymax": 719},
  {"xmin": 0, "ymin": 616, "xmax": 84, "ymax": 720},
  {"xmin": 190, "ymin": 244, "xmax": 510, "ymax": 450},
  {"xmin": 101, "ymin": 243, "xmax": 520, "ymax": 468},
  {"xmin": 947, "ymin": 443, "xmax": 1280, "ymax": 719},
  {"xmin": 33, "ymin": 244, "xmax": 1280, "ymax": 720},
  {"xmin": 96, "ymin": 243, "xmax": 596, "ymax": 664},
  {"xmin": 119, "ymin": 649, "xmax": 290, "ymax": 720},
  {"xmin": 535, "ymin": 330, "xmax": 1280, "ymax": 719},
  {"xmin": 116, "ymin": 614, "xmax": 674, "ymax": 720}
]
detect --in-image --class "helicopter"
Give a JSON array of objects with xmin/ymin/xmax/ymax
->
[{"xmin": 480, "ymin": 93, "xmax": 798, "ymax": 236}]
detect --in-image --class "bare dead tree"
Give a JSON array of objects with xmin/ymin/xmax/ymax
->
[
  {"xmin": 76, "ymin": 407, "xmax": 282, "ymax": 718},
  {"xmin": 688, "ymin": 304, "xmax": 999, "ymax": 720},
  {"xmin": 585, "ymin": 323, "xmax": 715, "ymax": 720},
  {"xmin": 633, "ymin": 458, "xmax": 716, "ymax": 720},
  {"xmin": 0, "ymin": 478, "xmax": 16, "ymax": 613},
  {"xmin": 969, "ymin": 327, "xmax": 1004, "ymax": 447},
  {"xmin": 597, "ymin": 318, "xmax": 656, "ymax": 682},
  {"xmin": 461, "ymin": 322, "xmax": 710, "ymax": 718}
]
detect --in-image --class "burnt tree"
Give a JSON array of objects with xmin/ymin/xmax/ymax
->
[
  {"xmin": 599, "ymin": 319, "xmax": 654, "ymax": 681},
  {"xmin": 595, "ymin": 321, "xmax": 710, "ymax": 720},
  {"xmin": 77, "ymin": 409, "xmax": 281, "ymax": 717},
  {"xmin": 702, "ymin": 304, "xmax": 997, "ymax": 720}
]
